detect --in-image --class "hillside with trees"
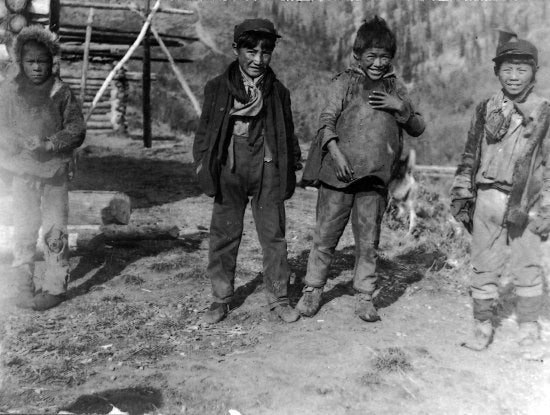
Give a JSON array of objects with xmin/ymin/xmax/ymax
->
[{"xmin": 63, "ymin": 0, "xmax": 550, "ymax": 165}]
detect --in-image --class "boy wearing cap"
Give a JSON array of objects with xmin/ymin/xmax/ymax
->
[
  {"xmin": 299, "ymin": 17, "xmax": 425, "ymax": 321},
  {"xmin": 193, "ymin": 19, "xmax": 302, "ymax": 324},
  {"xmin": 451, "ymin": 32, "xmax": 550, "ymax": 354}
]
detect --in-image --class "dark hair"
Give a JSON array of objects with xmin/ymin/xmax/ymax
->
[
  {"xmin": 235, "ymin": 31, "xmax": 276, "ymax": 52},
  {"xmin": 353, "ymin": 16, "xmax": 396, "ymax": 58},
  {"xmin": 494, "ymin": 56, "xmax": 537, "ymax": 75}
]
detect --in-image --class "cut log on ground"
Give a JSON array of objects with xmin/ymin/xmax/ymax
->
[
  {"xmin": 69, "ymin": 191, "xmax": 131, "ymax": 225},
  {"xmin": 68, "ymin": 223, "xmax": 187, "ymax": 251},
  {"xmin": 0, "ymin": 190, "xmax": 131, "ymax": 226}
]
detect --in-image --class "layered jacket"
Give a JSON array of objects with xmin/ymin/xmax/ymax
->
[
  {"xmin": 0, "ymin": 73, "xmax": 86, "ymax": 179},
  {"xmin": 193, "ymin": 65, "xmax": 301, "ymax": 201},
  {"xmin": 451, "ymin": 91, "xmax": 550, "ymax": 230},
  {"xmin": 303, "ymin": 67, "xmax": 425, "ymax": 188}
]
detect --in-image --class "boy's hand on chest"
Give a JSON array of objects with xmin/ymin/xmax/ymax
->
[
  {"xmin": 368, "ymin": 91, "xmax": 405, "ymax": 113},
  {"xmin": 25, "ymin": 136, "xmax": 53, "ymax": 152}
]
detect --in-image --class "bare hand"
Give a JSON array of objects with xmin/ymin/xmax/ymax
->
[
  {"xmin": 368, "ymin": 91, "xmax": 405, "ymax": 113},
  {"xmin": 327, "ymin": 141, "xmax": 354, "ymax": 182},
  {"xmin": 25, "ymin": 136, "xmax": 53, "ymax": 152}
]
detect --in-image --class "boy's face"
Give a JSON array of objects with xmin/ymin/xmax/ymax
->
[
  {"xmin": 233, "ymin": 42, "xmax": 272, "ymax": 79},
  {"xmin": 497, "ymin": 61, "xmax": 534, "ymax": 98},
  {"xmin": 21, "ymin": 41, "xmax": 52, "ymax": 85},
  {"xmin": 356, "ymin": 47, "xmax": 392, "ymax": 81}
]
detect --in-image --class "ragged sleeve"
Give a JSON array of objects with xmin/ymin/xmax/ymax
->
[
  {"xmin": 0, "ymin": 82, "xmax": 26, "ymax": 155},
  {"xmin": 451, "ymin": 100, "xmax": 488, "ymax": 200},
  {"xmin": 538, "ymin": 102, "xmax": 550, "ymax": 210},
  {"xmin": 317, "ymin": 73, "xmax": 348, "ymax": 148},
  {"xmin": 394, "ymin": 81, "xmax": 425, "ymax": 137},
  {"xmin": 47, "ymin": 83, "xmax": 86, "ymax": 153}
]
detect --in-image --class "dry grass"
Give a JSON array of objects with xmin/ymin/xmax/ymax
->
[{"xmin": 372, "ymin": 347, "xmax": 413, "ymax": 373}]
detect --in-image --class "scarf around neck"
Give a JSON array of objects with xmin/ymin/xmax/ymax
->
[
  {"xmin": 485, "ymin": 83, "xmax": 535, "ymax": 144},
  {"xmin": 226, "ymin": 60, "xmax": 276, "ymax": 106}
]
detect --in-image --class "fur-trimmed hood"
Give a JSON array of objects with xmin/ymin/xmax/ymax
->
[{"xmin": 10, "ymin": 25, "xmax": 60, "ymax": 66}]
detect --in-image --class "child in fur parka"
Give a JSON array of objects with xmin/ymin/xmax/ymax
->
[
  {"xmin": 0, "ymin": 26, "xmax": 86, "ymax": 311},
  {"xmin": 451, "ymin": 32, "xmax": 550, "ymax": 356}
]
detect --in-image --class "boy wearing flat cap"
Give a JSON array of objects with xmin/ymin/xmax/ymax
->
[
  {"xmin": 451, "ymin": 32, "xmax": 549, "ymax": 356},
  {"xmin": 193, "ymin": 19, "xmax": 302, "ymax": 324}
]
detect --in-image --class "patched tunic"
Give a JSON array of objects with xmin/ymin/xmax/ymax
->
[{"xmin": 313, "ymin": 68, "xmax": 425, "ymax": 189}]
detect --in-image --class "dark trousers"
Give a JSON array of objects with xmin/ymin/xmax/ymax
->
[
  {"xmin": 305, "ymin": 180, "xmax": 387, "ymax": 298},
  {"xmin": 207, "ymin": 136, "xmax": 289, "ymax": 308}
]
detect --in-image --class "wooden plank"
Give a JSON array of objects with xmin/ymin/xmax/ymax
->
[
  {"xmin": 61, "ymin": 51, "xmax": 193, "ymax": 64},
  {"xmin": 60, "ymin": 1, "xmax": 193, "ymax": 15},
  {"xmin": 59, "ymin": 26, "xmax": 197, "ymax": 46}
]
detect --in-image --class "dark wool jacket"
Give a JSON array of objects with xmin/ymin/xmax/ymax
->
[
  {"xmin": 303, "ymin": 68, "xmax": 425, "ymax": 188},
  {"xmin": 451, "ymin": 92, "xmax": 550, "ymax": 230},
  {"xmin": 193, "ymin": 65, "xmax": 301, "ymax": 201},
  {"xmin": 0, "ymin": 74, "xmax": 86, "ymax": 179}
]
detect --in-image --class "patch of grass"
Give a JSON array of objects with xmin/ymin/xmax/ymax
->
[
  {"xmin": 149, "ymin": 257, "xmax": 189, "ymax": 272},
  {"xmin": 359, "ymin": 371, "xmax": 384, "ymax": 387},
  {"xmin": 124, "ymin": 274, "xmax": 145, "ymax": 285},
  {"xmin": 174, "ymin": 265, "xmax": 205, "ymax": 281},
  {"xmin": 372, "ymin": 347, "xmax": 412, "ymax": 373}
]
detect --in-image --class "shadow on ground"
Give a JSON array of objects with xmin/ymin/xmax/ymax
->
[
  {"xmin": 289, "ymin": 245, "xmax": 447, "ymax": 309},
  {"xmin": 61, "ymin": 387, "xmax": 162, "ymax": 415},
  {"xmin": 68, "ymin": 236, "xmax": 205, "ymax": 299},
  {"xmin": 70, "ymin": 153, "xmax": 202, "ymax": 208}
]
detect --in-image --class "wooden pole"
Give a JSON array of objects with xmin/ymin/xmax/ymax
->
[
  {"xmin": 85, "ymin": 0, "xmax": 161, "ymax": 122},
  {"xmin": 131, "ymin": 9, "xmax": 202, "ymax": 117},
  {"xmin": 80, "ymin": 7, "xmax": 94, "ymax": 103},
  {"xmin": 143, "ymin": 0, "xmax": 152, "ymax": 148}
]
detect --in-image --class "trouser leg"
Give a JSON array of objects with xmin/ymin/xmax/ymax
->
[
  {"xmin": 207, "ymin": 164, "xmax": 248, "ymax": 304},
  {"xmin": 508, "ymin": 225, "xmax": 545, "ymax": 323},
  {"xmin": 40, "ymin": 174, "xmax": 70, "ymax": 296},
  {"xmin": 251, "ymin": 161, "xmax": 289, "ymax": 308},
  {"xmin": 351, "ymin": 185, "xmax": 387, "ymax": 297},
  {"xmin": 11, "ymin": 175, "xmax": 41, "ymax": 268},
  {"xmin": 304, "ymin": 184, "xmax": 353, "ymax": 288},
  {"xmin": 470, "ymin": 188, "xmax": 508, "ymax": 304}
]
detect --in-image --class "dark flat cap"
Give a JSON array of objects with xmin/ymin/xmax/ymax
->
[{"xmin": 234, "ymin": 18, "xmax": 281, "ymax": 42}]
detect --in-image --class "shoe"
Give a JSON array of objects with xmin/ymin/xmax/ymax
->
[
  {"xmin": 518, "ymin": 322, "xmax": 546, "ymax": 361},
  {"xmin": 11, "ymin": 265, "xmax": 35, "ymax": 309},
  {"xmin": 461, "ymin": 319, "xmax": 494, "ymax": 351},
  {"xmin": 296, "ymin": 286, "xmax": 323, "ymax": 317},
  {"xmin": 518, "ymin": 321, "xmax": 540, "ymax": 347},
  {"xmin": 272, "ymin": 304, "xmax": 300, "ymax": 323},
  {"xmin": 355, "ymin": 295, "xmax": 380, "ymax": 322},
  {"xmin": 203, "ymin": 302, "xmax": 230, "ymax": 324},
  {"xmin": 31, "ymin": 293, "xmax": 66, "ymax": 311}
]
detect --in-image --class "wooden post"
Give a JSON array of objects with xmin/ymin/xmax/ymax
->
[
  {"xmin": 130, "ymin": 8, "xmax": 202, "ymax": 116},
  {"xmin": 142, "ymin": 0, "xmax": 152, "ymax": 148},
  {"xmin": 80, "ymin": 7, "xmax": 94, "ymax": 103},
  {"xmin": 149, "ymin": 25, "xmax": 201, "ymax": 116}
]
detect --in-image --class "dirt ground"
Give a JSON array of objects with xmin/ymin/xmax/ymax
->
[{"xmin": 1, "ymin": 132, "xmax": 549, "ymax": 415}]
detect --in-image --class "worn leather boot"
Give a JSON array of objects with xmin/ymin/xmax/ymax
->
[
  {"xmin": 203, "ymin": 302, "xmax": 230, "ymax": 324},
  {"xmin": 296, "ymin": 286, "xmax": 323, "ymax": 317},
  {"xmin": 355, "ymin": 293, "xmax": 380, "ymax": 322},
  {"xmin": 461, "ymin": 319, "xmax": 494, "ymax": 351},
  {"xmin": 31, "ymin": 293, "xmax": 66, "ymax": 311},
  {"xmin": 272, "ymin": 304, "xmax": 300, "ymax": 323},
  {"xmin": 12, "ymin": 264, "xmax": 35, "ymax": 309}
]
